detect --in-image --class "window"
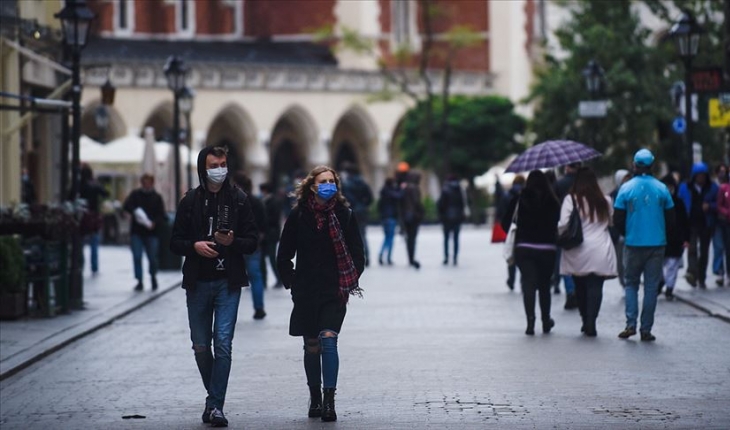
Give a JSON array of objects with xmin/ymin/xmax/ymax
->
[
  {"xmin": 176, "ymin": 0, "xmax": 195, "ymax": 37},
  {"xmin": 391, "ymin": 0, "xmax": 419, "ymax": 50},
  {"xmin": 114, "ymin": 0, "xmax": 134, "ymax": 36}
]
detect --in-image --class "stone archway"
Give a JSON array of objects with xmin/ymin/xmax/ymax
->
[
  {"xmin": 331, "ymin": 105, "xmax": 379, "ymax": 184},
  {"xmin": 205, "ymin": 104, "xmax": 258, "ymax": 179},
  {"xmin": 269, "ymin": 105, "xmax": 319, "ymax": 191},
  {"xmin": 140, "ymin": 101, "xmax": 189, "ymax": 142},
  {"xmin": 80, "ymin": 100, "xmax": 127, "ymax": 143}
]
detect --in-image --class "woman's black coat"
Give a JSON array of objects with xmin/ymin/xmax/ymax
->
[{"xmin": 277, "ymin": 202, "xmax": 365, "ymax": 336}]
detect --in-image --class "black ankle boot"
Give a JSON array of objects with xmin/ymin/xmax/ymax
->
[
  {"xmin": 542, "ymin": 318, "xmax": 555, "ymax": 334},
  {"xmin": 322, "ymin": 388, "xmax": 337, "ymax": 422},
  {"xmin": 308, "ymin": 385, "xmax": 322, "ymax": 418},
  {"xmin": 525, "ymin": 317, "xmax": 535, "ymax": 335}
]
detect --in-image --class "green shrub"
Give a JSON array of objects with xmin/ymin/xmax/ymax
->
[
  {"xmin": 0, "ymin": 236, "xmax": 25, "ymax": 294},
  {"xmin": 423, "ymin": 196, "xmax": 438, "ymax": 224}
]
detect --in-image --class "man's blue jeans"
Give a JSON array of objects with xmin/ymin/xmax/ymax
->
[
  {"xmin": 712, "ymin": 226, "xmax": 725, "ymax": 276},
  {"xmin": 130, "ymin": 234, "xmax": 159, "ymax": 281},
  {"xmin": 379, "ymin": 218, "xmax": 397, "ymax": 262},
  {"xmin": 623, "ymin": 246, "xmax": 664, "ymax": 333},
  {"xmin": 186, "ymin": 279, "xmax": 241, "ymax": 410},
  {"xmin": 83, "ymin": 232, "xmax": 100, "ymax": 274},
  {"xmin": 245, "ymin": 250, "xmax": 264, "ymax": 310}
]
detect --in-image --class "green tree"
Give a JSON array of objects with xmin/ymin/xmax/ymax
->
[
  {"xmin": 398, "ymin": 96, "xmax": 526, "ymax": 181},
  {"xmin": 528, "ymin": 0, "xmax": 725, "ymax": 173}
]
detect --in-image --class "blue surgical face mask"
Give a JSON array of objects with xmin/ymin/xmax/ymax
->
[
  {"xmin": 207, "ymin": 167, "xmax": 228, "ymax": 185},
  {"xmin": 317, "ymin": 183, "xmax": 337, "ymax": 200}
]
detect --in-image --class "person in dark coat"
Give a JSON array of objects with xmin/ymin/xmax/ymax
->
[
  {"xmin": 170, "ymin": 146, "xmax": 258, "ymax": 427},
  {"xmin": 437, "ymin": 174, "xmax": 466, "ymax": 266},
  {"xmin": 123, "ymin": 173, "xmax": 165, "ymax": 291},
  {"xmin": 399, "ymin": 171, "xmax": 425, "ymax": 269},
  {"xmin": 79, "ymin": 164, "xmax": 109, "ymax": 276},
  {"xmin": 553, "ymin": 163, "xmax": 579, "ymax": 308},
  {"xmin": 260, "ymin": 182, "xmax": 283, "ymax": 287},
  {"xmin": 377, "ymin": 177, "xmax": 402, "ymax": 265},
  {"xmin": 501, "ymin": 175, "xmax": 525, "ymax": 290},
  {"xmin": 661, "ymin": 174, "xmax": 690, "ymax": 300},
  {"xmin": 234, "ymin": 172, "xmax": 267, "ymax": 319},
  {"xmin": 501, "ymin": 170, "xmax": 560, "ymax": 335},
  {"xmin": 277, "ymin": 165, "xmax": 365, "ymax": 423},
  {"xmin": 341, "ymin": 163, "xmax": 373, "ymax": 266}
]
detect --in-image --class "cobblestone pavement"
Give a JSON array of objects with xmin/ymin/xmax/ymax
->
[{"xmin": 1, "ymin": 226, "xmax": 729, "ymax": 429}]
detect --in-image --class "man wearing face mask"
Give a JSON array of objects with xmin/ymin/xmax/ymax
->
[
  {"xmin": 123, "ymin": 173, "xmax": 165, "ymax": 291},
  {"xmin": 170, "ymin": 146, "xmax": 258, "ymax": 428}
]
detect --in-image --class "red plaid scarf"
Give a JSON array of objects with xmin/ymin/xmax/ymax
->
[{"xmin": 307, "ymin": 195, "xmax": 362, "ymax": 304}]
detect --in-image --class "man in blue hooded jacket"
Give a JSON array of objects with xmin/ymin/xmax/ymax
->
[{"xmin": 678, "ymin": 162, "xmax": 718, "ymax": 289}]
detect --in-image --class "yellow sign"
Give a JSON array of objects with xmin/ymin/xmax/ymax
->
[{"xmin": 709, "ymin": 98, "xmax": 730, "ymax": 128}]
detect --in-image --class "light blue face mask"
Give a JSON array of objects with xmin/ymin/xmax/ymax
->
[
  {"xmin": 207, "ymin": 167, "xmax": 228, "ymax": 185},
  {"xmin": 317, "ymin": 183, "xmax": 337, "ymax": 200}
]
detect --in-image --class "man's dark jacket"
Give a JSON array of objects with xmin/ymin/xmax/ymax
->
[
  {"xmin": 170, "ymin": 147, "xmax": 258, "ymax": 289},
  {"xmin": 123, "ymin": 188, "xmax": 166, "ymax": 237}
]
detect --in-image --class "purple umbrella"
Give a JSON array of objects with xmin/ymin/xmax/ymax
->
[{"xmin": 505, "ymin": 140, "xmax": 602, "ymax": 173}]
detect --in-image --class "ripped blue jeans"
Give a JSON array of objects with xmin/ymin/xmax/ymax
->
[
  {"xmin": 186, "ymin": 279, "xmax": 241, "ymax": 410},
  {"xmin": 303, "ymin": 330, "xmax": 339, "ymax": 389}
]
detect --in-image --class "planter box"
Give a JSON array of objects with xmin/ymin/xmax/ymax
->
[{"xmin": 0, "ymin": 292, "xmax": 26, "ymax": 320}]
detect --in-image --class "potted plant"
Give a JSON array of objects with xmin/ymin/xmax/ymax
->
[{"xmin": 0, "ymin": 235, "xmax": 26, "ymax": 319}]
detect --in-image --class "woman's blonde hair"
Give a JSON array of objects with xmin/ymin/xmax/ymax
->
[{"xmin": 295, "ymin": 165, "xmax": 349, "ymax": 207}]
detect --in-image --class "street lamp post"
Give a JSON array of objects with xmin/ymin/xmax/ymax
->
[
  {"xmin": 163, "ymin": 56, "xmax": 189, "ymax": 207},
  {"xmin": 55, "ymin": 0, "xmax": 94, "ymax": 200},
  {"xmin": 178, "ymin": 86, "xmax": 195, "ymax": 190},
  {"xmin": 670, "ymin": 10, "xmax": 703, "ymax": 176},
  {"xmin": 582, "ymin": 60, "xmax": 604, "ymax": 146},
  {"xmin": 55, "ymin": 0, "xmax": 94, "ymax": 310}
]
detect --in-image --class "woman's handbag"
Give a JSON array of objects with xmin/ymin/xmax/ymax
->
[
  {"xmin": 557, "ymin": 194, "xmax": 583, "ymax": 250},
  {"xmin": 503, "ymin": 203, "xmax": 519, "ymax": 263}
]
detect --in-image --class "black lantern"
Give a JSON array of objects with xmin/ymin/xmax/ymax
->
[
  {"xmin": 54, "ymin": 0, "xmax": 94, "ymax": 52},
  {"xmin": 101, "ymin": 78, "xmax": 116, "ymax": 105},
  {"xmin": 582, "ymin": 60, "xmax": 604, "ymax": 97},
  {"xmin": 178, "ymin": 86, "xmax": 195, "ymax": 114},
  {"xmin": 164, "ymin": 56, "xmax": 189, "ymax": 93},
  {"xmin": 669, "ymin": 11, "xmax": 703, "ymax": 59}
]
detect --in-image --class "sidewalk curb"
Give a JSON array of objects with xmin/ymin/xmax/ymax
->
[
  {"xmin": 673, "ymin": 293, "xmax": 730, "ymax": 324},
  {"xmin": 0, "ymin": 281, "xmax": 181, "ymax": 382}
]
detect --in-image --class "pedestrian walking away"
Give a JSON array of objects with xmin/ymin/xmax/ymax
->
[
  {"xmin": 123, "ymin": 173, "xmax": 166, "ymax": 291},
  {"xmin": 234, "ymin": 172, "xmax": 268, "ymax": 320},
  {"xmin": 660, "ymin": 174, "xmax": 690, "ymax": 300},
  {"xmin": 609, "ymin": 169, "xmax": 631, "ymax": 287},
  {"xmin": 500, "ymin": 175, "xmax": 524, "ymax": 290},
  {"xmin": 377, "ymin": 177, "xmax": 403, "ymax": 266},
  {"xmin": 712, "ymin": 164, "xmax": 728, "ymax": 286},
  {"xmin": 558, "ymin": 167, "xmax": 617, "ymax": 337},
  {"xmin": 79, "ymin": 164, "xmax": 110, "ymax": 276},
  {"xmin": 716, "ymin": 168, "xmax": 730, "ymax": 288},
  {"xmin": 438, "ymin": 174, "xmax": 466, "ymax": 266},
  {"xmin": 501, "ymin": 170, "xmax": 560, "ymax": 336},
  {"xmin": 678, "ymin": 162, "xmax": 718, "ymax": 289},
  {"xmin": 277, "ymin": 165, "xmax": 365, "ymax": 423},
  {"xmin": 554, "ymin": 163, "xmax": 580, "ymax": 307},
  {"xmin": 613, "ymin": 149, "xmax": 675, "ymax": 342},
  {"xmin": 400, "ymin": 171, "xmax": 425, "ymax": 269},
  {"xmin": 170, "ymin": 146, "xmax": 258, "ymax": 427},
  {"xmin": 341, "ymin": 162, "xmax": 373, "ymax": 266},
  {"xmin": 260, "ymin": 182, "xmax": 283, "ymax": 288}
]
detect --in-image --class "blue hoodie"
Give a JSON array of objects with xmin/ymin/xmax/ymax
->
[{"xmin": 678, "ymin": 162, "xmax": 718, "ymax": 228}]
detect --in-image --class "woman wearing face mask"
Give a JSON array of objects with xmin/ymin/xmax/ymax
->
[{"xmin": 277, "ymin": 165, "xmax": 365, "ymax": 422}]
